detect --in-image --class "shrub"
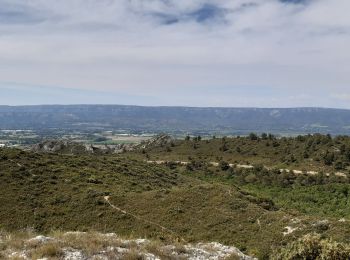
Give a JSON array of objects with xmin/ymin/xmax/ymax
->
[
  {"xmin": 220, "ymin": 161, "xmax": 230, "ymax": 171},
  {"xmin": 271, "ymin": 234, "xmax": 350, "ymax": 260},
  {"xmin": 249, "ymin": 133, "xmax": 258, "ymax": 141}
]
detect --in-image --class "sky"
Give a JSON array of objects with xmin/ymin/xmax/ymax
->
[{"xmin": 0, "ymin": 0, "xmax": 350, "ymax": 108}]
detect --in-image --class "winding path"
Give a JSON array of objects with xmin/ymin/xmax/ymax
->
[
  {"xmin": 146, "ymin": 160, "xmax": 347, "ymax": 178},
  {"xmin": 104, "ymin": 196, "xmax": 186, "ymax": 242}
]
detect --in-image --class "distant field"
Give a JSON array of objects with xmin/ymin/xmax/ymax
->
[
  {"xmin": 0, "ymin": 130, "xmax": 155, "ymax": 147},
  {"xmin": 108, "ymin": 134, "xmax": 153, "ymax": 143}
]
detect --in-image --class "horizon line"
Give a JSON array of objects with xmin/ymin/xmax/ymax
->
[{"xmin": 1, "ymin": 104, "xmax": 350, "ymax": 111}]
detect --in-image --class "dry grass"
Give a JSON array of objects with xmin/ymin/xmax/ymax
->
[
  {"xmin": 6, "ymin": 256, "xmax": 27, "ymax": 260},
  {"xmin": 122, "ymin": 249, "xmax": 144, "ymax": 260},
  {"xmin": 1, "ymin": 230, "xmax": 124, "ymax": 259},
  {"xmin": 54, "ymin": 231, "xmax": 124, "ymax": 256},
  {"xmin": 172, "ymin": 242, "xmax": 188, "ymax": 255},
  {"xmin": 145, "ymin": 241, "xmax": 178, "ymax": 259},
  {"xmin": 0, "ymin": 230, "xmax": 34, "ymax": 251},
  {"xmin": 30, "ymin": 242, "xmax": 62, "ymax": 259},
  {"xmin": 224, "ymin": 254, "xmax": 241, "ymax": 260},
  {"xmin": 0, "ymin": 230, "xmax": 250, "ymax": 260}
]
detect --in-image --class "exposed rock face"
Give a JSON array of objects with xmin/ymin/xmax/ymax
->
[
  {"xmin": 137, "ymin": 134, "xmax": 174, "ymax": 149},
  {"xmin": 32, "ymin": 140, "xmax": 69, "ymax": 153},
  {"xmin": 32, "ymin": 140, "xmax": 88, "ymax": 154},
  {"xmin": 31, "ymin": 135, "xmax": 174, "ymax": 154}
]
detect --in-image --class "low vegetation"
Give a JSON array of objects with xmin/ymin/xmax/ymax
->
[
  {"xmin": 272, "ymin": 234, "xmax": 350, "ymax": 260},
  {"xmin": 0, "ymin": 134, "xmax": 350, "ymax": 259},
  {"xmin": 139, "ymin": 134, "xmax": 350, "ymax": 172}
]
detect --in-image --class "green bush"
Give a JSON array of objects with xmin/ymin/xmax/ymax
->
[{"xmin": 272, "ymin": 234, "xmax": 350, "ymax": 260}]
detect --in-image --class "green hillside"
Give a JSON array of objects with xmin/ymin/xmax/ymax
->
[{"xmin": 0, "ymin": 146, "xmax": 350, "ymax": 258}]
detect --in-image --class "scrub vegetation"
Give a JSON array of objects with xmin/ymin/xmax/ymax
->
[{"xmin": 0, "ymin": 134, "xmax": 349, "ymax": 258}]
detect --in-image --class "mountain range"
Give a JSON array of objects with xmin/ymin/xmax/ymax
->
[{"xmin": 1, "ymin": 105, "xmax": 350, "ymax": 135}]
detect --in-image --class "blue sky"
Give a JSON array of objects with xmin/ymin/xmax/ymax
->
[{"xmin": 0, "ymin": 0, "xmax": 350, "ymax": 108}]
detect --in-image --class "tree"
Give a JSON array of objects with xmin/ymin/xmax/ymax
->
[
  {"xmin": 323, "ymin": 151, "xmax": 334, "ymax": 166},
  {"xmin": 219, "ymin": 161, "xmax": 230, "ymax": 171},
  {"xmin": 94, "ymin": 136, "xmax": 108, "ymax": 142},
  {"xmin": 220, "ymin": 142, "xmax": 228, "ymax": 152},
  {"xmin": 334, "ymin": 160, "xmax": 344, "ymax": 170},
  {"xmin": 193, "ymin": 136, "xmax": 201, "ymax": 142},
  {"xmin": 268, "ymin": 133, "xmax": 275, "ymax": 140},
  {"xmin": 249, "ymin": 133, "xmax": 258, "ymax": 141},
  {"xmin": 340, "ymin": 144, "xmax": 346, "ymax": 155}
]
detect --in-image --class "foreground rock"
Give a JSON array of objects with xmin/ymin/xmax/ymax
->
[{"xmin": 1, "ymin": 231, "xmax": 255, "ymax": 260}]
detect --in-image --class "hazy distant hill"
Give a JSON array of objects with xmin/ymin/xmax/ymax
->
[{"xmin": 1, "ymin": 105, "xmax": 350, "ymax": 135}]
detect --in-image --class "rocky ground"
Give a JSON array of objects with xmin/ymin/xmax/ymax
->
[{"xmin": 0, "ymin": 231, "xmax": 255, "ymax": 260}]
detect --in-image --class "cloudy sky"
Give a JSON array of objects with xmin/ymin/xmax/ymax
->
[{"xmin": 0, "ymin": 0, "xmax": 350, "ymax": 107}]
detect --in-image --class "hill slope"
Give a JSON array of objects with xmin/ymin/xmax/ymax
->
[{"xmin": 0, "ymin": 148, "xmax": 350, "ymax": 258}]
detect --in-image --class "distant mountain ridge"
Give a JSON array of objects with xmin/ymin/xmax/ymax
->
[{"xmin": 1, "ymin": 105, "xmax": 350, "ymax": 135}]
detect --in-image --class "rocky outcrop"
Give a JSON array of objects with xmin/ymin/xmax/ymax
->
[
  {"xmin": 32, "ymin": 140, "xmax": 88, "ymax": 154},
  {"xmin": 1, "ymin": 232, "xmax": 256, "ymax": 260},
  {"xmin": 137, "ymin": 134, "xmax": 175, "ymax": 149},
  {"xmin": 31, "ymin": 135, "xmax": 174, "ymax": 154}
]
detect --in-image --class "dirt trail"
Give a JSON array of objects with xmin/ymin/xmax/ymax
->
[
  {"xmin": 146, "ymin": 160, "xmax": 347, "ymax": 178},
  {"xmin": 8, "ymin": 159, "xmax": 23, "ymax": 167},
  {"xmin": 104, "ymin": 196, "xmax": 186, "ymax": 242}
]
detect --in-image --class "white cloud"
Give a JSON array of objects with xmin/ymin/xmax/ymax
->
[
  {"xmin": 0, "ymin": 0, "xmax": 349, "ymax": 107},
  {"xmin": 332, "ymin": 94, "xmax": 350, "ymax": 101}
]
